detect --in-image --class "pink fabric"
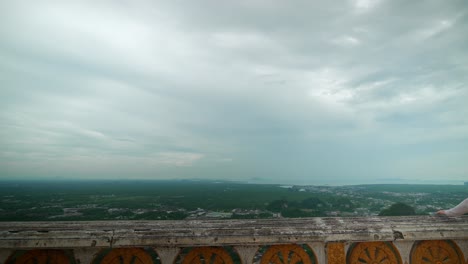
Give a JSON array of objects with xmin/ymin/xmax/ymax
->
[{"xmin": 443, "ymin": 198, "xmax": 468, "ymax": 216}]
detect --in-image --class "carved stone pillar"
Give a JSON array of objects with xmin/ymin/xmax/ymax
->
[
  {"xmin": 394, "ymin": 240, "xmax": 414, "ymax": 264},
  {"xmin": 306, "ymin": 242, "xmax": 325, "ymax": 264},
  {"xmin": 454, "ymin": 239, "xmax": 468, "ymax": 263},
  {"xmin": 233, "ymin": 246, "xmax": 258, "ymax": 264},
  {"xmin": 154, "ymin": 247, "xmax": 180, "ymax": 264},
  {"xmin": 74, "ymin": 248, "xmax": 101, "ymax": 264}
]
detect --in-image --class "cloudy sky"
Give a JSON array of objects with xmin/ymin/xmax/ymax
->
[{"xmin": 1, "ymin": 0, "xmax": 467, "ymax": 184}]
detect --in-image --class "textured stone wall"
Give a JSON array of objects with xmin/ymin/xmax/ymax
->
[{"xmin": 1, "ymin": 216, "xmax": 467, "ymax": 264}]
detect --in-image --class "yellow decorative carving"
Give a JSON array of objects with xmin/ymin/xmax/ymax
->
[
  {"xmin": 348, "ymin": 242, "xmax": 402, "ymax": 264},
  {"xmin": 411, "ymin": 240, "xmax": 464, "ymax": 264},
  {"xmin": 8, "ymin": 250, "xmax": 71, "ymax": 264},
  {"xmin": 182, "ymin": 247, "xmax": 233, "ymax": 264},
  {"xmin": 100, "ymin": 248, "xmax": 154, "ymax": 264},
  {"xmin": 260, "ymin": 244, "xmax": 313, "ymax": 264},
  {"xmin": 327, "ymin": 242, "xmax": 345, "ymax": 264}
]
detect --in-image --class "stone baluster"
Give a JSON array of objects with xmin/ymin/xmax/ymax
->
[
  {"xmin": 233, "ymin": 246, "xmax": 258, "ymax": 264},
  {"xmin": 74, "ymin": 248, "xmax": 101, "ymax": 264},
  {"xmin": 154, "ymin": 247, "xmax": 180, "ymax": 264}
]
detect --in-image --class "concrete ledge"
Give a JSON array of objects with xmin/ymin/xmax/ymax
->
[{"xmin": 1, "ymin": 216, "xmax": 467, "ymax": 248}]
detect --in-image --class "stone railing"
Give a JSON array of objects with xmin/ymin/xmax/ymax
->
[{"xmin": 1, "ymin": 216, "xmax": 467, "ymax": 264}]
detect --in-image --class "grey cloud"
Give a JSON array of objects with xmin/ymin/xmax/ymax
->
[{"xmin": 1, "ymin": 0, "xmax": 467, "ymax": 183}]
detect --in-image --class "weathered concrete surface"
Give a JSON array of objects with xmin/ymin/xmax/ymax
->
[{"xmin": 0, "ymin": 216, "xmax": 467, "ymax": 249}]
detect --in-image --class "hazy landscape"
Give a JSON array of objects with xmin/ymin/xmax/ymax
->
[{"xmin": 1, "ymin": 180, "xmax": 466, "ymax": 221}]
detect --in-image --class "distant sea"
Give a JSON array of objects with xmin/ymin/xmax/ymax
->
[
  {"xmin": 0, "ymin": 177, "xmax": 464, "ymax": 186},
  {"xmin": 247, "ymin": 178, "xmax": 466, "ymax": 186}
]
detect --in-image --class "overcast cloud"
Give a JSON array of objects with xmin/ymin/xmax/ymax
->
[{"xmin": 1, "ymin": 0, "xmax": 467, "ymax": 184}]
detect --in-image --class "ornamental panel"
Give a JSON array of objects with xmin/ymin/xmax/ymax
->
[
  {"xmin": 181, "ymin": 247, "xmax": 234, "ymax": 264},
  {"xmin": 327, "ymin": 242, "xmax": 346, "ymax": 264},
  {"xmin": 410, "ymin": 240, "xmax": 464, "ymax": 264},
  {"xmin": 259, "ymin": 244, "xmax": 316, "ymax": 264},
  {"xmin": 6, "ymin": 250, "xmax": 74, "ymax": 264},
  {"xmin": 347, "ymin": 242, "xmax": 402, "ymax": 264},
  {"xmin": 96, "ymin": 248, "xmax": 159, "ymax": 264}
]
